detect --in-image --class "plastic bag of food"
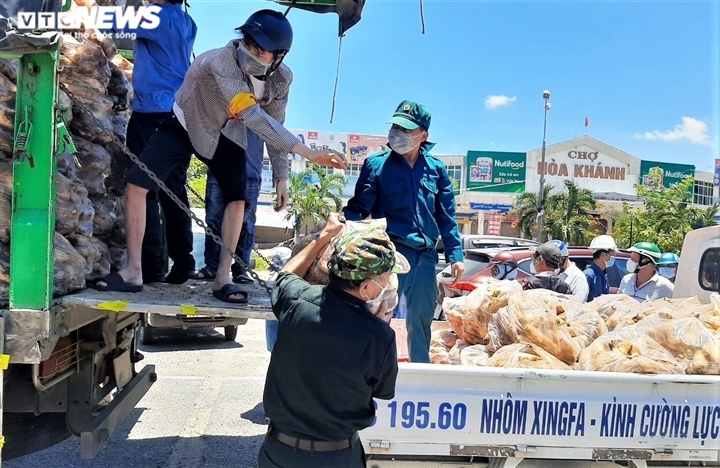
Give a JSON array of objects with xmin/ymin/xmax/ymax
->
[
  {"xmin": 576, "ymin": 327, "xmax": 684, "ymax": 374},
  {"xmin": 429, "ymin": 329, "xmax": 459, "ymax": 365},
  {"xmin": 650, "ymin": 317, "xmax": 720, "ymax": 362},
  {"xmin": 459, "ymin": 344, "xmax": 491, "ymax": 366},
  {"xmin": 487, "ymin": 290, "xmax": 583, "ymax": 365},
  {"xmin": 442, "ymin": 295, "xmax": 467, "ymax": 341},
  {"xmin": 448, "ymin": 340, "xmax": 468, "ymax": 365},
  {"xmin": 587, "ymin": 293, "xmax": 638, "ymax": 321},
  {"xmin": 461, "ymin": 279, "xmax": 522, "ymax": 345},
  {"xmin": 54, "ymin": 232, "xmax": 86, "ymax": 295},
  {"xmin": 556, "ymin": 299, "xmax": 608, "ymax": 349},
  {"xmin": 487, "ymin": 343, "xmax": 571, "ymax": 370},
  {"xmin": 686, "ymin": 344, "xmax": 720, "ymax": 375}
]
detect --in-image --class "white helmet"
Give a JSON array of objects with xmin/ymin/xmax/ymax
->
[{"xmin": 589, "ymin": 235, "xmax": 618, "ymax": 251}]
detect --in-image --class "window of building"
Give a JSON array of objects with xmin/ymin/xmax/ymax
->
[
  {"xmin": 693, "ymin": 180, "xmax": 715, "ymax": 206},
  {"xmin": 344, "ymin": 164, "xmax": 363, "ymax": 177},
  {"xmin": 446, "ymin": 165, "xmax": 462, "ymax": 183}
]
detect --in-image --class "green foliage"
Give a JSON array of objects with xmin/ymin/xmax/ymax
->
[
  {"xmin": 251, "ymin": 251, "xmax": 269, "ymax": 271},
  {"xmin": 285, "ymin": 164, "xmax": 348, "ymax": 238},
  {"xmin": 511, "ymin": 181, "xmax": 599, "ymax": 244},
  {"xmin": 611, "ymin": 175, "xmax": 718, "ymax": 253},
  {"xmin": 187, "ymin": 156, "xmax": 207, "ymax": 208}
]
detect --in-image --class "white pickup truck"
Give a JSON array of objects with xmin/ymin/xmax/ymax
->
[{"xmin": 361, "ymin": 225, "xmax": 720, "ymax": 468}]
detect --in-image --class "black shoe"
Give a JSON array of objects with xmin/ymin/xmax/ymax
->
[
  {"xmin": 144, "ymin": 273, "xmax": 166, "ymax": 284},
  {"xmin": 164, "ymin": 265, "xmax": 195, "ymax": 285}
]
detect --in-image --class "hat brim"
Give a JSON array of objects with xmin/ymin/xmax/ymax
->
[
  {"xmin": 391, "ymin": 251, "xmax": 411, "ymax": 275},
  {"xmin": 387, "ymin": 116, "xmax": 419, "ymax": 131}
]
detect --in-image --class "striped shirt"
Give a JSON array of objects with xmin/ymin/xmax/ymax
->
[{"xmin": 174, "ymin": 40, "xmax": 298, "ymax": 180}]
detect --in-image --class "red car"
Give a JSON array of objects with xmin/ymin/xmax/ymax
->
[{"xmin": 438, "ymin": 247, "xmax": 632, "ymax": 298}]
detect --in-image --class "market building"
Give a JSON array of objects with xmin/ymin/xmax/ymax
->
[{"xmin": 258, "ymin": 133, "xmax": 719, "ymax": 239}]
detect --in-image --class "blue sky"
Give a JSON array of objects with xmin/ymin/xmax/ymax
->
[{"xmin": 188, "ymin": 0, "xmax": 719, "ymax": 172}]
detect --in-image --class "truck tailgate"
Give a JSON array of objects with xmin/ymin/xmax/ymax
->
[
  {"xmin": 361, "ymin": 363, "xmax": 720, "ymax": 462},
  {"xmin": 61, "ymin": 279, "xmax": 275, "ymax": 320}
]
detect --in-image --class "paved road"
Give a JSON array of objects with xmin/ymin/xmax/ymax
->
[{"xmin": 6, "ymin": 319, "xmax": 273, "ymax": 468}]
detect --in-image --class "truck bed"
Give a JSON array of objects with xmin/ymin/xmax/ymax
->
[
  {"xmin": 61, "ymin": 279, "xmax": 275, "ymax": 320},
  {"xmin": 361, "ymin": 363, "xmax": 720, "ymax": 465}
]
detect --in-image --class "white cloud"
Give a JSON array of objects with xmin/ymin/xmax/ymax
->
[
  {"xmin": 484, "ymin": 95, "xmax": 516, "ymax": 110},
  {"xmin": 638, "ymin": 117, "xmax": 710, "ymax": 145}
]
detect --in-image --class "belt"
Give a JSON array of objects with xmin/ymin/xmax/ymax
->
[{"xmin": 268, "ymin": 427, "xmax": 359, "ymax": 452}]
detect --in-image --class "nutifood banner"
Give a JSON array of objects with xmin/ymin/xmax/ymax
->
[{"xmin": 466, "ymin": 151, "xmax": 527, "ymax": 193}]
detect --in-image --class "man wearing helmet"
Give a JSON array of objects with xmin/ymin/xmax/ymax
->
[
  {"xmin": 550, "ymin": 240, "xmax": 589, "ymax": 302},
  {"xmin": 618, "ymin": 242, "xmax": 674, "ymax": 302},
  {"xmin": 95, "ymin": 10, "xmax": 346, "ymax": 302},
  {"xmin": 489, "ymin": 252, "xmax": 519, "ymax": 281},
  {"xmin": 585, "ymin": 234, "xmax": 618, "ymax": 302},
  {"xmin": 658, "ymin": 252, "xmax": 680, "ymax": 283}
]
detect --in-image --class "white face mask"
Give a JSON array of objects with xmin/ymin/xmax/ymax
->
[
  {"xmin": 658, "ymin": 267, "xmax": 676, "ymax": 279},
  {"xmin": 363, "ymin": 275, "xmax": 398, "ymax": 323},
  {"xmin": 530, "ymin": 258, "xmax": 538, "ymax": 275},
  {"xmin": 237, "ymin": 42, "xmax": 272, "ymax": 77},
  {"xmin": 388, "ymin": 128, "xmax": 423, "ymax": 155}
]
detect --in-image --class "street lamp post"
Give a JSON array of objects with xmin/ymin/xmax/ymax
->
[{"xmin": 536, "ymin": 90, "xmax": 551, "ymax": 242}]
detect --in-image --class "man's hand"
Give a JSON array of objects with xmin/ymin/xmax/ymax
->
[
  {"xmin": 308, "ymin": 149, "xmax": 347, "ymax": 170},
  {"xmin": 320, "ymin": 213, "xmax": 346, "ymax": 239},
  {"xmin": 448, "ymin": 261, "xmax": 465, "ymax": 285},
  {"xmin": 274, "ymin": 179, "xmax": 288, "ymax": 211}
]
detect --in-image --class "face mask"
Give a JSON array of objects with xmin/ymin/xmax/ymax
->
[
  {"xmin": 605, "ymin": 255, "xmax": 616, "ymax": 268},
  {"xmin": 530, "ymin": 257, "xmax": 538, "ymax": 275},
  {"xmin": 363, "ymin": 275, "xmax": 398, "ymax": 323},
  {"xmin": 388, "ymin": 128, "xmax": 422, "ymax": 155},
  {"xmin": 625, "ymin": 259, "xmax": 637, "ymax": 273},
  {"xmin": 658, "ymin": 267, "xmax": 676, "ymax": 279},
  {"xmin": 237, "ymin": 42, "xmax": 272, "ymax": 77}
]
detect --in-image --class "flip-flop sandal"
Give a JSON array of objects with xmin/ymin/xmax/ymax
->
[
  {"xmin": 232, "ymin": 272, "xmax": 254, "ymax": 285},
  {"xmin": 92, "ymin": 272, "xmax": 143, "ymax": 293},
  {"xmin": 193, "ymin": 267, "xmax": 216, "ymax": 281},
  {"xmin": 212, "ymin": 284, "xmax": 249, "ymax": 304}
]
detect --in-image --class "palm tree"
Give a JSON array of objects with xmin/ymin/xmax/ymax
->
[
  {"xmin": 511, "ymin": 185, "xmax": 554, "ymax": 239},
  {"xmin": 285, "ymin": 164, "xmax": 348, "ymax": 239},
  {"xmin": 544, "ymin": 180, "xmax": 599, "ymax": 245},
  {"xmin": 691, "ymin": 204, "xmax": 720, "ymax": 229}
]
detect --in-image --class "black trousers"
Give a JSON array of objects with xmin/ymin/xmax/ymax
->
[
  {"xmin": 257, "ymin": 434, "xmax": 366, "ymax": 468},
  {"xmin": 125, "ymin": 111, "xmax": 194, "ymax": 280}
]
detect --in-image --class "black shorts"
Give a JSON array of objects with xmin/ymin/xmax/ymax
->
[{"xmin": 126, "ymin": 115, "xmax": 247, "ymax": 204}]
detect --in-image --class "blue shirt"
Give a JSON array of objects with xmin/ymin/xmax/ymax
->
[
  {"xmin": 343, "ymin": 144, "xmax": 464, "ymax": 264},
  {"xmin": 112, "ymin": 3, "xmax": 197, "ymax": 113},
  {"xmin": 246, "ymin": 129, "xmax": 264, "ymax": 180},
  {"xmin": 584, "ymin": 262, "xmax": 609, "ymax": 302}
]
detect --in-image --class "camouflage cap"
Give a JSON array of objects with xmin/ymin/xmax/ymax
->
[{"xmin": 330, "ymin": 228, "xmax": 411, "ymax": 280}]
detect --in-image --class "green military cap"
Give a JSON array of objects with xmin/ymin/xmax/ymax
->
[
  {"xmin": 387, "ymin": 100, "xmax": 431, "ymax": 131},
  {"xmin": 330, "ymin": 228, "xmax": 411, "ymax": 280}
]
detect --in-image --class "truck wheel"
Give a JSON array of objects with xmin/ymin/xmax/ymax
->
[
  {"xmin": 224, "ymin": 325, "xmax": 238, "ymax": 341},
  {"xmin": 140, "ymin": 324, "xmax": 155, "ymax": 345},
  {"xmin": 2, "ymin": 412, "xmax": 71, "ymax": 460}
]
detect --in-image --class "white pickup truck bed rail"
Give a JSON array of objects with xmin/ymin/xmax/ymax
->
[{"xmin": 361, "ymin": 363, "xmax": 720, "ymax": 466}]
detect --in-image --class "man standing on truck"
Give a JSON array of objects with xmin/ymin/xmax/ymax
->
[
  {"xmin": 259, "ymin": 213, "xmax": 406, "ymax": 468},
  {"xmin": 108, "ymin": 0, "xmax": 198, "ymax": 285},
  {"xmin": 550, "ymin": 240, "xmax": 589, "ymax": 302},
  {"xmin": 343, "ymin": 100, "xmax": 465, "ymax": 363},
  {"xmin": 618, "ymin": 242, "xmax": 674, "ymax": 302},
  {"xmin": 584, "ymin": 234, "xmax": 618, "ymax": 302},
  {"xmin": 94, "ymin": 9, "xmax": 345, "ymax": 301}
]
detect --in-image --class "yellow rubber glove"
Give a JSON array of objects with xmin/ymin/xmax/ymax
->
[{"xmin": 228, "ymin": 92, "xmax": 258, "ymax": 119}]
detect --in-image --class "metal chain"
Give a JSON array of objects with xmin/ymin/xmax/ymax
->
[
  {"xmin": 58, "ymin": 81, "xmax": 274, "ymax": 295},
  {"xmin": 182, "ymin": 159, "xmax": 281, "ymax": 274}
]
